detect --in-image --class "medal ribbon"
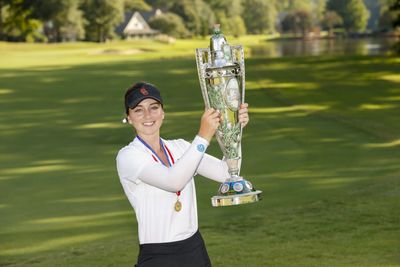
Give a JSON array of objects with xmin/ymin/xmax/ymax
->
[{"xmin": 136, "ymin": 136, "xmax": 180, "ymax": 198}]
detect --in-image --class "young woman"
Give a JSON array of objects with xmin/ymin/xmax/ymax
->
[{"xmin": 116, "ymin": 82, "xmax": 249, "ymax": 267}]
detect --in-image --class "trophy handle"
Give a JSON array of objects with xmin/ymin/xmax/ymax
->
[
  {"xmin": 195, "ymin": 48, "xmax": 211, "ymax": 109},
  {"xmin": 232, "ymin": 45, "xmax": 245, "ymax": 175}
]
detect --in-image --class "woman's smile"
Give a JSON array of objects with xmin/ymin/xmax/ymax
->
[{"xmin": 143, "ymin": 121, "xmax": 155, "ymax": 126}]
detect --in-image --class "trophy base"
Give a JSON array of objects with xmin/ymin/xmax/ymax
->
[{"xmin": 211, "ymin": 190, "xmax": 262, "ymax": 207}]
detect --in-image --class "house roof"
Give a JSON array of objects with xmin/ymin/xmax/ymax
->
[{"xmin": 116, "ymin": 9, "xmax": 162, "ymax": 36}]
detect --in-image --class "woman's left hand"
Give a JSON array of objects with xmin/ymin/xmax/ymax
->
[{"xmin": 238, "ymin": 103, "xmax": 250, "ymax": 128}]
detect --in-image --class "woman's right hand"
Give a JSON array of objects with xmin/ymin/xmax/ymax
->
[{"xmin": 198, "ymin": 108, "xmax": 221, "ymax": 142}]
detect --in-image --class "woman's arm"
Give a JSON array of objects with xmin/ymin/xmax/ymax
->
[
  {"xmin": 117, "ymin": 109, "xmax": 221, "ymax": 192},
  {"xmin": 131, "ymin": 135, "xmax": 210, "ymax": 192},
  {"xmin": 196, "ymin": 154, "xmax": 229, "ymax": 183}
]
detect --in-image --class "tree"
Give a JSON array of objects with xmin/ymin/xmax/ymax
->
[
  {"xmin": 322, "ymin": 10, "xmax": 343, "ymax": 36},
  {"xmin": 149, "ymin": 12, "xmax": 189, "ymax": 38},
  {"xmin": 346, "ymin": 0, "xmax": 370, "ymax": 32},
  {"xmin": 205, "ymin": 0, "xmax": 245, "ymax": 36},
  {"xmin": 0, "ymin": 0, "xmax": 44, "ymax": 42},
  {"xmin": 311, "ymin": 0, "xmax": 327, "ymax": 27},
  {"xmin": 28, "ymin": 0, "xmax": 85, "ymax": 42},
  {"xmin": 389, "ymin": 0, "xmax": 400, "ymax": 53},
  {"xmin": 124, "ymin": 0, "xmax": 151, "ymax": 11},
  {"xmin": 195, "ymin": 0, "xmax": 216, "ymax": 36},
  {"xmin": 170, "ymin": 0, "xmax": 215, "ymax": 36},
  {"xmin": 243, "ymin": 0, "xmax": 277, "ymax": 34},
  {"xmin": 0, "ymin": 0, "xmax": 11, "ymax": 40},
  {"xmin": 145, "ymin": 0, "xmax": 175, "ymax": 10},
  {"xmin": 378, "ymin": 0, "xmax": 399, "ymax": 31},
  {"xmin": 326, "ymin": 0, "xmax": 370, "ymax": 32},
  {"xmin": 276, "ymin": 0, "xmax": 313, "ymax": 12},
  {"xmin": 57, "ymin": 0, "xmax": 85, "ymax": 41},
  {"xmin": 228, "ymin": 16, "xmax": 247, "ymax": 37},
  {"xmin": 28, "ymin": 0, "xmax": 63, "ymax": 41},
  {"xmin": 81, "ymin": 0, "xmax": 124, "ymax": 42},
  {"xmin": 363, "ymin": 0, "xmax": 383, "ymax": 30},
  {"xmin": 389, "ymin": 0, "xmax": 400, "ymax": 27},
  {"xmin": 281, "ymin": 9, "xmax": 312, "ymax": 37},
  {"xmin": 276, "ymin": 0, "xmax": 326, "ymax": 29}
]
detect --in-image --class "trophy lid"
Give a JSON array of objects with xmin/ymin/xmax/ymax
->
[
  {"xmin": 210, "ymin": 24, "xmax": 227, "ymax": 53},
  {"xmin": 213, "ymin": 24, "xmax": 221, "ymax": 35},
  {"xmin": 209, "ymin": 24, "xmax": 235, "ymax": 67}
]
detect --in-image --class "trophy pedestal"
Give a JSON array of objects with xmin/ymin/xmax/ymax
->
[
  {"xmin": 211, "ymin": 190, "xmax": 262, "ymax": 207},
  {"xmin": 211, "ymin": 179, "xmax": 262, "ymax": 207}
]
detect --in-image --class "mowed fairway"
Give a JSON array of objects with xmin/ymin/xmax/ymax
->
[{"xmin": 0, "ymin": 39, "xmax": 399, "ymax": 267}]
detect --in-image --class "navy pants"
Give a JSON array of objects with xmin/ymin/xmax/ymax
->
[{"xmin": 135, "ymin": 231, "xmax": 212, "ymax": 267}]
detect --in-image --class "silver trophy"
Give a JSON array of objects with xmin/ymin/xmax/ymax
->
[{"xmin": 195, "ymin": 25, "xmax": 262, "ymax": 207}]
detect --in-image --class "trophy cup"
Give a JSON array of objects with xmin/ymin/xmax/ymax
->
[{"xmin": 195, "ymin": 25, "xmax": 262, "ymax": 207}]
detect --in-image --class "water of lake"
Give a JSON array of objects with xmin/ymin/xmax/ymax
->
[{"xmin": 249, "ymin": 37, "xmax": 399, "ymax": 57}]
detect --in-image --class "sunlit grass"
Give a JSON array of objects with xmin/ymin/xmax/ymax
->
[
  {"xmin": 380, "ymin": 74, "xmax": 400, "ymax": 83},
  {"xmin": 1, "ymin": 164, "xmax": 71, "ymax": 175},
  {"xmin": 75, "ymin": 122, "xmax": 123, "ymax": 129},
  {"xmin": 0, "ymin": 88, "xmax": 14, "ymax": 94},
  {"xmin": 363, "ymin": 139, "xmax": 400, "ymax": 148},
  {"xmin": 250, "ymin": 104, "xmax": 329, "ymax": 113},
  {"xmin": 266, "ymin": 82, "xmax": 319, "ymax": 90},
  {"xmin": 29, "ymin": 211, "xmax": 130, "ymax": 224},
  {"xmin": 54, "ymin": 196, "xmax": 125, "ymax": 203},
  {"xmin": 359, "ymin": 103, "xmax": 397, "ymax": 110},
  {"xmin": 0, "ymin": 233, "xmax": 116, "ymax": 256}
]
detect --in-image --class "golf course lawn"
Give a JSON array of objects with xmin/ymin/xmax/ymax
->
[{"xmin": 0, "ymin": 38, "xmax": 399, "ymax": 267}]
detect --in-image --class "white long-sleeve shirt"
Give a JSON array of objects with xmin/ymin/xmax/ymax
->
[{"xmin": 116, "ymin": 135, "xmax": 230, "ymax": 244}]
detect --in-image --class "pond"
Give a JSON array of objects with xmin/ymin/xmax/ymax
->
[{"xmin": 248, "ymin": 37, "xmax": 399, "ymax": 57}]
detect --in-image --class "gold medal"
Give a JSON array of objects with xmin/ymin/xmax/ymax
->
[{"xmin": 174, "ymin": 200, "xmax": 182, "ymax": 212}]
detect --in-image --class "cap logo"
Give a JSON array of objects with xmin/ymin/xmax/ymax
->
[{"xmin": 140, "ymin": 88, "xmax": 149, "ymax": 95}]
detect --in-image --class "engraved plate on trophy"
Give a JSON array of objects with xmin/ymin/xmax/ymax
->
[{"xmin": 195, "ymin": 24, "xmax": 262, "ymax": 207}]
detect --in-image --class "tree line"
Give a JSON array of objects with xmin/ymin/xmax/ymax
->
[{"xmin": 0, "ymin": 0, "xmax": 399, "ymax": 42}]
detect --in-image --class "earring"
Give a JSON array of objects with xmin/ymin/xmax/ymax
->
[{"xmin": 122, "ymin": 118, "xmax": 128, "ymax": 124}]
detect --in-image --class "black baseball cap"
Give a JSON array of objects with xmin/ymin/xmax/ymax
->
[{"xmin": 124, "ymin": 82, "xmax": 163, "ymax": 114}]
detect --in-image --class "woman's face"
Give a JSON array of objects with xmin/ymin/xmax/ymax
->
[{"xmin": 127, "ymin": 98, "xmax": 164, "ymax": 136}]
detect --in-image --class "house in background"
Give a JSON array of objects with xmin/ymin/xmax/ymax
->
[{"xmin": 116, "ymin": 9, "xmax": 162, "ymax": 39}]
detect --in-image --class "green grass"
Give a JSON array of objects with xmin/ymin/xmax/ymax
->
[{"xmin": 0, "ymin": 39, "xmax": 399, "ymax": 267}]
